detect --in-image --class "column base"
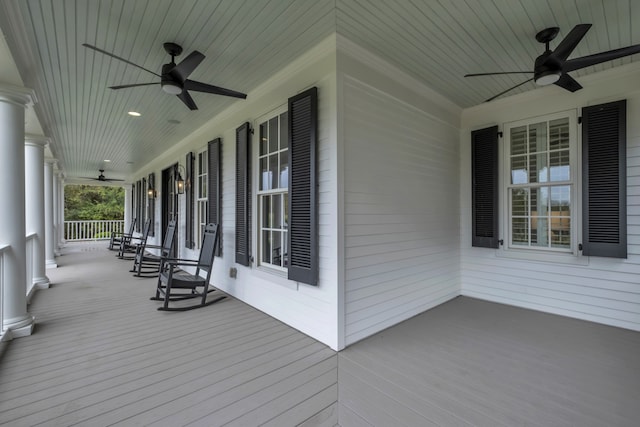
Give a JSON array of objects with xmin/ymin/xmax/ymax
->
[
  {"xmin": 33, "ymin": 276, "xmax": 50, "ymax": 288},
  {"xmin": 46, "ymin": 259, "xmax": 58, "ymax": 269},
  {"xmin": 3, "ymin": 314, "xmax": 35, "ymax": 338}
]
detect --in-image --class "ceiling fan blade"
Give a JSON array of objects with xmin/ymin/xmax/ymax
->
[
  {"xmin": 485, "ymin": 78, "xmax": 534, "ymax": 102},
  {"xmin": 554, "ymin": 73, "xmax": 582, "ymax": 92},
  {"xmin": 170, "ymin": 51, "xmax": 205, "ymax": 81},
  {"xmin": 178, "ymin": 90, "xmax": 198, "ymax": 110},
  {"xmin": 109, "ymin": 82, "xmax": 160, "ymax": 90},
  {"xmin": 465, "ymin": 71, "xmax": 533, "ymax": 77},
  {"xmin": 184, "ymin": 79, "xmax": 247, "ymax": 99},
  {"xmin": 564, "ymin": 44, "xmax": 640, "ymax": 72},
  {"xmin": 104, "ymin": 178, "xmax": 125, "ymax": 182},
  {"xmin": 552, "ymin": 24, "xmax": 592, "ymax": 61},
  {"xmin": 83, "ymin": 43, "xmax": 161, "ymax": 77}
]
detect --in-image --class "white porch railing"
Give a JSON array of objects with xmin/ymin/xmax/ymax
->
[{"xmin": 64, "ymin": 220, "xmax": 124, "ymax": 241}]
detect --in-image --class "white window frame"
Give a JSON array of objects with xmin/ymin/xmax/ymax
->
[
  {"xmin": 196, "ymin": 148, "xmax": 208, "ymax": 249},
  {"xmin": 501, "ymin": 109, "xmax": 580, "ymax": 259},
  {"xmin": 254, "ymin": 105, "xmax": 289, "ymax": 273}
]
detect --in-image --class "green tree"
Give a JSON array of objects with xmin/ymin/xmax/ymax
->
[{"xmin": 65, "ymin": 185, "xmax": 124, "ymax": 220}]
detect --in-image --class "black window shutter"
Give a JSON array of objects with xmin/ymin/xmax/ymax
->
[
  {"xmin": 235, "ymin": 122, "xmax": 250, "ymax": 266},
  {"xmin": 471, "ymin": 125, "xmax": 499, "ymax": 248},
  {"xmin": 208, "ymin": 138, "xmax": 222, "ymax": 256},
  {"xmin": 141, "ymin": 177, "xmax": 146, "ymax": 234},
  {"xmin": 185, "ymin": 152, "xmax": 194, "ymax": 249},
  {"xmin": 135, "ymin": 180, "xmax": 142, "ymax": 232},
  {"xmin": 131, "ymin": 184, "xmax": 135, "ymax": 227},
  {"xmin": 288, "ymin": 87, "xmax": 318, "ymax": 285},
  {"xmin": 582, "ymin": 100, "xmax": 627, "ymax": 258},
  {"xmin": 148, "ymin": 173, "xmax": 155, "ymax": 237}
]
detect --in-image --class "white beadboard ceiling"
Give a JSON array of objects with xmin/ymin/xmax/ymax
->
[{"xmin": 0, "ymin": 0, "xmax": 638, "ymax": 183}]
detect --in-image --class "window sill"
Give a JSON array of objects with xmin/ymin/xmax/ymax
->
[
  {"xmin": 496, "ymin": 247, "xmax": 589, "ymax": 266},
  {"xmin": 254, "ymin": 265, "xmax": 299, "ymax": 291}
]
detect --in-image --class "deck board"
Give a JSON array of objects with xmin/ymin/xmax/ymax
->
[
  {"xmin": 339, "ymin": 296, "xmax": 640, "ymax": 427},
  {"xmin": 2, "ymin": 243, "xmax": 640, "ymax": 426},
  {"xmin": 0, "ymin": 243, "xmax": 338, "ymax": 427}
]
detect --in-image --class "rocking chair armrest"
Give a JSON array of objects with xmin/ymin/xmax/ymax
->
[{"xmin": 162, "ymin": 258, "xmax": 200, "ymax": 267}]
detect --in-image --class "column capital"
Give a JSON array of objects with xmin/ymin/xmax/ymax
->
[
  {"xmin": 25, "ymin": 134, "xmax": 51, "ymax": 148},
  {"xmin": 44, "ymin": 158, "xmax": 58, "ymax": 166},
  {"xmin": 0, "ymin": 83, "xmax": 37, "ymax": 108}
]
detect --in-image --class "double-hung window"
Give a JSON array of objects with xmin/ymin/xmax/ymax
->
[
  {"xmin": 505, "ymin": 112, "xmax": 577, "ymax": 253},
  {"xmin": 196, "ymin": 149, "xmax": 208, "ymax": 248},
  {"xmin": 257, "ymin": 109, "xmax": 289, "ymax": 270},
  {"xmin": 473, "ymin": 101, "xmax": 626, "ymax": 259}
]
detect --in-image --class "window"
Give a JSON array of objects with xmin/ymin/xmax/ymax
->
[
  {"xmin": 505, "ymin": 113, "xmax": 576, "ymax": 253},
  {"xmin": 257, "ymin": 109, "xmax": 289, "ymax": 270},
  {"xmin": 196, "ymin": 149, "xmax": 208, "ymax": 248}
]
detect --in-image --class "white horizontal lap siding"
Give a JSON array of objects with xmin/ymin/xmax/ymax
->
[
  {"xmin": 460, "ymin": 67, "xmax": 640, "ymax": 332},
  {"xmin": 343, "ymin": 76, "xmax": 460, "ymax": 345}
]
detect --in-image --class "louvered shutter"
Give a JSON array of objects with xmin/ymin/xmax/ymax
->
[
  {"xmin": 185, "ymin": 152, "xmax": 194, "ymax": 249},
  {"xmin": 471, "ymin": 126, "xmax": 499, "ymax": 248},
  {"xmin": 208, "ymin": 138, "xmax": 222, "ymax": 256},
  {"xmin": 135, "ymin": 180, "xmax": 142, "ymax": 232},
  {"xmin": 235, "ymin": 122, "xmax": 250, "ymax": 266},
  {"xmin": 582, "ymin": 100, "xmax": 627, "ymax": 258},
  {"xmin": 141, "ymin": 177, "xmax": 146, "ymax": 234},
  {"xmin": 148, "ymin": 173, "xmax": 155, "ymax": 236},
  {"xmin": 288, "ymin": 87, "xmax": 318, "ymax": 285}
]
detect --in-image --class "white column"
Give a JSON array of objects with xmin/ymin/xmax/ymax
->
[
  {"xmin": 124, "ymin": 185, "xmax": 132, "ymax": 231},
  {"xmin": 58, "ymin": 174, "xmax": 65, "ymax": 248},
  {"xmin": 0, "ymin": 84, "xmax": 36, "ymax": 337},
  {"xmin": 44, "ymin": 159, "xmax": 58, "ymax": 268},
  {"xmin": 25, "ymin": 135, "xmax": 50, "ymax": 288},
  {"xmin": 52, "ymin": 169, "xmax": 59, "ymax": 256}
]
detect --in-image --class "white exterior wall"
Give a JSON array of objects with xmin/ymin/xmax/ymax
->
[
  {"xmin": 460, "ymin": 63, "xmax": 640, "ymax": 332},
  {"xmin": 139, "ymin": 36, "xmax": 341, "ymax": 350},
  {"xmin": 338, "ymin": 38, "xmax": 463, "ymax": 346}
]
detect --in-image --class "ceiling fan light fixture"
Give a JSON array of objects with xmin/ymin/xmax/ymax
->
[
  {"xmin": 535, "ymin": 70, "xmax": 561, "ymax": 86},
  {"xmin": 161, "ymin": 81, "xmax": 182, "ymax": 95}
]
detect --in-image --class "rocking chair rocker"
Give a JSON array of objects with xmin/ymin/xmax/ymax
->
[{"xmin": 151, "ymin": 223, "xmax": 225, "ymax": 311}]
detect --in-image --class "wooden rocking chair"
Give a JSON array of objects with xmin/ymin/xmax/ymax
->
[
  {"xmin": 118, "ymin": 218, "xmax": 151, "ymax": 260},
  {"xmin": 108, "ymin": 218, "xmax": 136, "ymax": 251},
  {"xmin": 130, "ymin": 220, "xmax": 176, "ymax": 277},
  {"xmin": 151, "ymin": 223, "xmax": 225, "ymax": 311}
]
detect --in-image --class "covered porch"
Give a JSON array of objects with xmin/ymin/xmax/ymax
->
[{"xmin": 1, "ymin": 242, "xmax": 638, "ymax": 426}]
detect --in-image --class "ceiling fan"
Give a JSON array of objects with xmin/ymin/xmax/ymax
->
[
  {"xmin": 81, "ymin": 169, "xmax": 125, "ymax": 182},
  {"xmin": 83, "ymin": 42, "xmax": 247, "ymax": 110},
  {"xmin": 465, "ymin": 24, "xmax": 640, "ymax": 102}
]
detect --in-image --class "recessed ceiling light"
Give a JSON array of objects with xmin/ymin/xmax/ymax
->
[
  {"xmin": 128, "ymin": 111, "xmax": 141, "ymax": 117},
  {"xmin": 104, "ymin": 159, "xmax": 111, "ymax": 162}
]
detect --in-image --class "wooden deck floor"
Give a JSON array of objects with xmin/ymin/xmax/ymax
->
[
  {"xmin": 0, "ymin": 243, "xmax": 338, "ymax": 426},
  {"xmin": 2, "ymin": 243, "xmax": 640, "ymax": 426},
  {"xmin": 339, "ymin": 297, "xmax": 640, "ymax": 426}
]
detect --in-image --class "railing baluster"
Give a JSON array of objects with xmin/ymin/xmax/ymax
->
[{"xmin": 62, "ymin": 220, "xmax": 124, "ymax": 241}]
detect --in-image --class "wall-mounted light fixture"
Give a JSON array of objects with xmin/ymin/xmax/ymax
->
[
  {"xmin": 147, "ymin": 183, "xmax": 156, "ymax": 199},
  {"xmin": 175, "ymin": 164, "xmax": 186, "ymax": 194}
]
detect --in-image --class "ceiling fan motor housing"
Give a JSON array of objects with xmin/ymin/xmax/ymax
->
[
  {"xmin": 161, "ymin": 63, "xmax": 183, "ymax": 94},
  {"xmin": 534, "ymin": 52, "xmax": 562, "ymax": 86}
]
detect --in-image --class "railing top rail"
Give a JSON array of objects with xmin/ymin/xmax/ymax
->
[
  {"xmin": 0, "ymin": 243, "xmax": 9, "ymax": 253},
  {"xmin": 26, "ymin": 232, "xmax": 37, "ymax": 240}
]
